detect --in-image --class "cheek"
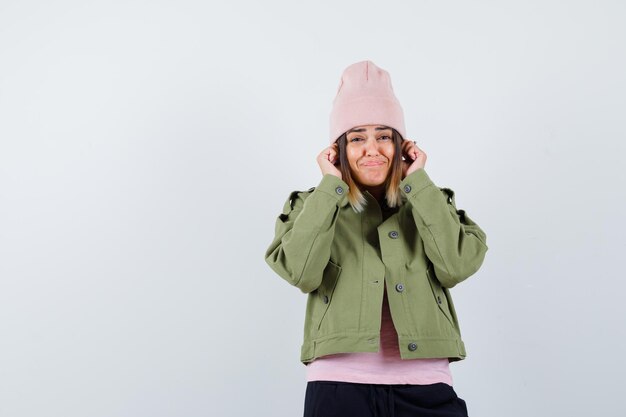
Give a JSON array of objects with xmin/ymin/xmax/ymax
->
[
  {"xmin": 346, "ymin": 149, "xmax": 359, "ymax": 166},
  {"xmin": 384, "ymin": 146, "xmax": 395, "ymax": 161}
]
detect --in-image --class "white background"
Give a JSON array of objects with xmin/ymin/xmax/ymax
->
[{"xmin": 1, "ymin": 1, "xmax": 625, "ymax": 416}]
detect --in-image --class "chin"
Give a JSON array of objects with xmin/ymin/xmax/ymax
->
[
  {"xmin": 353, "ymin": 170, "xmax": 390, "ymax": 187},
  {"xmin": 359, "ymin": 177, "xmax": 387, "ymax": 187}
]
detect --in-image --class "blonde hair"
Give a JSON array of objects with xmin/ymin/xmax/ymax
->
[{"xmin": 336, "ymin": 128, "xmax": 406, "ymax": 213}]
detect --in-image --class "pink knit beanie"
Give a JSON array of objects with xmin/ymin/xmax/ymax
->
[{"xmin": 329, "ymin": 60, "xmax": 406, "ymax": 144}]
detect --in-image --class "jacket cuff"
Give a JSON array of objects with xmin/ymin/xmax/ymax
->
[
  {"xmin": 314, "ymin": 174, "xmax": 349, "ymax": 204},
  {"xmin": 399, "ymin": 168, "xmax": 436, "ymax": 198}
]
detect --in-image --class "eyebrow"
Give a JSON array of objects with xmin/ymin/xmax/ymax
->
[{"xmin": 347, "ymin": 126, "xmax": 392, "ymax": 133}]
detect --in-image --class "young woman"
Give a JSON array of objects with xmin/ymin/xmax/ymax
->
[{"xmin": 265, "ymin": 60, "xmax": 488, "ymax": 417}]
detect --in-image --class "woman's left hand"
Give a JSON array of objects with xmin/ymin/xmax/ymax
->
[{"xmin": 401, "ymin": 139, "xmax": 427, "ymax": 179}]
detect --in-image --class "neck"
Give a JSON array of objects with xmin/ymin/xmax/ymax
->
[{"xmin": 363, "ymin": 184, "xmax": 386, "ymax": 204}]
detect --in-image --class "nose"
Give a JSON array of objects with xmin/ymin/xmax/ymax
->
[{"xmin": 364, "ymin": 138, "xmax": 380, "ymax": 156}]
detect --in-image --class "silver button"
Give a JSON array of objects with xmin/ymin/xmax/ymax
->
[
  {"xmin": 323, "ymin": 295, "xmax": 329, "ymax": 304},
  {"xmin": 403, "ymin": 185, "xmax": 411, "ymax": 193},
  {"xmin": 388, "ymin": 231, "xmax": 399, "ymax": 239},
  {"xmin": 408, "ymin": 342, "xmax": 417, "ymax": 351},
  {"xmin": 395, "ymin": 283, "xmax": 404, "ymax": 292},
  {"xmin": 335, "ymin": 186, "xmax": 344, "ymax": 195}
]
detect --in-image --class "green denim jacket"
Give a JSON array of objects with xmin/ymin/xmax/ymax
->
[{"xmin": 264, "ymin": 168, "xmax": 488, "ymax": 365}]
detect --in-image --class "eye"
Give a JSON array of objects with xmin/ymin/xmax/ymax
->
[
  {"xmin": 378, "ymin": 135, "xmax": 392, "ymax": 141},
  {"xmin": 349, "ymin": 137, "xmax": 363, "ymax": 142}
]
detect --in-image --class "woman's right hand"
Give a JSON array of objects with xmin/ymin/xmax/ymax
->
[{"xmin": 316, "ymin": 143, "xmax": 342, "ymax": 179}]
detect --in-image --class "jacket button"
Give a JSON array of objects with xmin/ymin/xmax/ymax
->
[
  {"xmin": 335, "ymin": 186, "xmax": 344, "ymax": 195},
  {"xmin": 322, "ymin": 295, "xmax": 329, "ymax": 304},
  {"xmin": 388, "ymin": 231, "xmax": 399, "ymax": 239},
  {"xmin": 408, "ymin": 342, "xmax": 417, "ymax": 351},
  {"xmin": 403, "ymin": 185, "xmax": 411, "ymax": 193},
  {"xmin": 395, "ymin": 283, "xmax": 404, "ymax": 292}
]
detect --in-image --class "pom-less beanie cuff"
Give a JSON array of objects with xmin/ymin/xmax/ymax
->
[{"xmin": 329, "ymin": 60, "xmax": 406, "ymax": 144}]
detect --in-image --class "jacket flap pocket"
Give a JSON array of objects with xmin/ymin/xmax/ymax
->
[
  {"xmin": 426, "ymin": 262, "xmax": 455, "ymax": 328},
  {"xmin": 318, "ymin": 260, "xmax": 341, "ymax": 300},
  {"xmin": 312, "ymin": 260, "xmax": 342, "ymax": 331}
]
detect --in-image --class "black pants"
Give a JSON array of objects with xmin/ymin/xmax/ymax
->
[{"xmin": 304, "ymin": 380, "xmax": 469, "ymax": 417}]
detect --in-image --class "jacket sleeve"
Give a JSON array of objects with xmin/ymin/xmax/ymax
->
[
  {"xmin": 399, "ymin": 168, "xmax": 489, "ymax": 288},
  {"xmin": 264, "ymin": 174, "xmax": 349, "ymax": 294}
]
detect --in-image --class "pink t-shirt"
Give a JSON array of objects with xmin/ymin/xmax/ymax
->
[{"xmin": 305, "ymin": 286, "xmax": 454, "ymax": 386}]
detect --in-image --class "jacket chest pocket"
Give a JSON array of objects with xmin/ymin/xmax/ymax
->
[
  {"xmin": 426, "ymin": 263, "xmax": 457, "ymax": 329},
  {"xmin": 307, "ymin": 260, "xmax": 342, "ymax": 332}
]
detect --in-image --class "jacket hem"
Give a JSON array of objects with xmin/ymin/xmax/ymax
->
[{"xmin": 300, "ymin": 332, "xmax": 466, "ymax": 365}]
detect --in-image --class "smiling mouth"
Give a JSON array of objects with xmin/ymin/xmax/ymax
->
[{"xmin": 362, "ymin": 161, "xmax": 385, "ymax": 166}]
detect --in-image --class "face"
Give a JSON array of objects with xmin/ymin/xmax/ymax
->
[{"xmin": 345, "ymin": 124, "xmax": 395, "ymax": 187}]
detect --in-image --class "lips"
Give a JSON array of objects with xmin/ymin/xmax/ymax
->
[{"xmin": 362, "ymin": 160, "xmax": 386, "ymax": 166}]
